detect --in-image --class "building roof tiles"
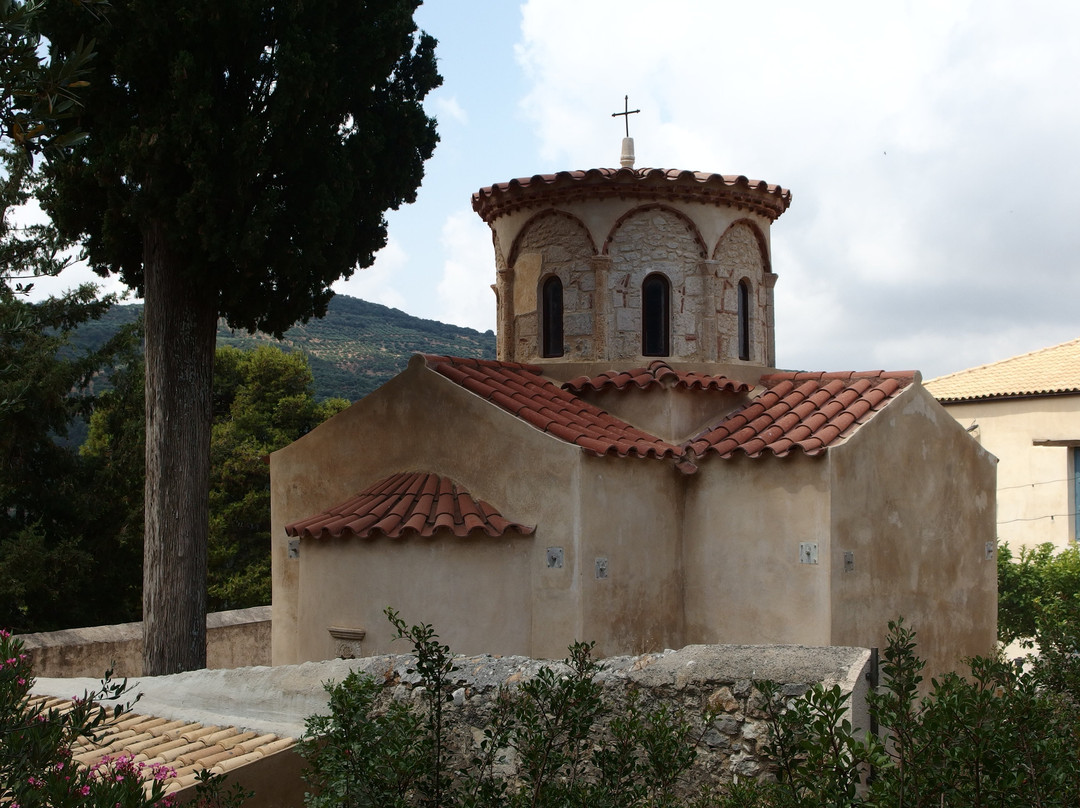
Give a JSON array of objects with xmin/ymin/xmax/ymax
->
[
  {"xmin": 425, "ymin": 356, "xmax": 914, "ymax": 462},
  {"xmin": 686, "ymin": 370, "xmax": 916, "ymax": 458},
  {"xmin": 563, "ymin": 360, "xmax": 753, "ymax": 394},
  {"xmin": 925, "ymin": 337, "xmax": 1080, "ymax": 402},
  {"xmin": 472, "ymin": 167, "xmax": 792, "ymax": 223},
  {"xmin": 423, "ymin": 354, "xmax": 684, "ymax": 459},
  {"xmin": 285, "ymin": 471, "xmax": 535, "ymax": 540}
]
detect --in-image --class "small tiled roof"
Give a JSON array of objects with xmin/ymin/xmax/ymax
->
[
  {"xmin": 563, "ymin": 360, "xmax": 753, "ymax": 394},
  {"xmin": 686, "ymin": 370, "xmax": 917, "ymax": 458},
  {"xmin": 472, "ymin": 167, "xmax": 791, "ymax": 223},
  {"xmin": 924, "ymin": 338, "xmax": 1080, "ymax": 402},
  {"xmin": 34, "ymin": 695, "xmax": 294, "ymax": 796},
  {"xmin": 285, "ymin": 471, "xmax": 535, "ymax": 540},
  {"xmin": 423, "ymin": 355, "xmax": 684, "ymax": 459}
]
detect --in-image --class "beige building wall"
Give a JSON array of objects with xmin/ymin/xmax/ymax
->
[
  {"xmin": 940, "ymin": 396, "xmax": 1080, "ymax": 552},
  {"xmin": 829, "ymin": 385, "xmax": 998, "ymax": 678},
  {"xmin": 576, "ymin": 454, "xmax": 686, "ymax": 657},
  {"xmin": 270, "ymin": 356, "xmax": 585, "ymax": 664},
  {"xmin": 681, "ymin": 452, "xmax": 834, "ymax": 647}
]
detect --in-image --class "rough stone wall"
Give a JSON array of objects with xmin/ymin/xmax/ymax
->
[
  {"xmin": 510, "ymin": 212, "xmax": 595, "ymax": 361},
  {"xmin": 330, "ymin": 643, "xmax": 871, "ymax": 798},
  {"xmin": 607, "ymin": 208, "xmax": 707, "ymax": 361},
  {"xmin": 713, "ymin": 222, "xmax": 769, "ymax": 364}
]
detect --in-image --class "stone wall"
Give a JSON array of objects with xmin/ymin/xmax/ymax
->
[
  {"xmin": 16, "ymin": 607, "xmax": 271, "ymax": 679},
  {"xmin": 329, "ymin": 643, "xmax": 873, "ymax": 796}
]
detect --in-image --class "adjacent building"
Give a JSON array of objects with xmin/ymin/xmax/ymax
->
[{"xmin": 926, "ymin": 338, "xmax": 1080, "ymax": 551}]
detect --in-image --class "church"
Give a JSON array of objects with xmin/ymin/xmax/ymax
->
[{"xmin": 269, "ymin": 137, "xmax": 997, "ymax": 680}]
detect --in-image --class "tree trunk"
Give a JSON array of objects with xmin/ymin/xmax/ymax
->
[{"xmin": 142, "ymin": 222, "xmax": 217, "ymax": 675}]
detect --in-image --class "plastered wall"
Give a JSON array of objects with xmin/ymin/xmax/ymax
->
[
  {"xmin": 829, "ymin": 385, "xmax": 998, "ymax": 679},
  {"xmin": 941, "ymin": 396, "xmax": 1080, "ymax": 551}
]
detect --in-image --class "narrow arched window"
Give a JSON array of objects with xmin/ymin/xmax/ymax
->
[
  {"xmin": 541, "ymin": 275, "xmax": 564, "ymax": 358},
  {"xmin": 737, "ymin": 279, "xmax": 751, "ymax": 361},
  {"xmin": 641, "ymin": 273, "xmax": 670, "ymax": 357}
]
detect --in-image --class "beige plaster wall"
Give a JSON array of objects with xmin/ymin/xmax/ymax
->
[
  {"xmin": 18, "ymin": 608, "xmax": 271, "ymax": 679},
  {"xmin": 681, "ymin": 452, "xmax": 834, "ymax": 646},
  {"xmin": 829, "ymin": 385, "xmax": 998, "ymax": 680},
  {"xmin": 270, "ymin": 356, "xmax": 586, "ymax": 664},
  {"xmin": 941, "ymin": 396, "xmax": 1080, "ymax": 551},
  {"xmin": 298, "ymin": 535, "xmax": 533, "ymax": 660},
  {"xmin": 579, "ymin": 386, "xmax": 752, "ymax": 445},
  {"xmin": 575, "ymin": 454, "xmax": 686, "ymax": 656}
]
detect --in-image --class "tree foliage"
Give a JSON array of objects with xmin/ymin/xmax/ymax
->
[
  {"xmin": 0, "ymin": 0, "xmax": 141, "ymax": 632},
  {"xmin": 83, "ymin": 341, "xmax": 348, "ymax": 613},
  {"xmin": 997, "ymin": 541, "xmax": 1080, "ymax": 646},
  {"xmin": 39, "ymin": 0, "xmax": 441, "ymax": 673}
]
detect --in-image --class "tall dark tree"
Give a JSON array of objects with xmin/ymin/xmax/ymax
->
[{"xmin": 40, "ymin": 1, "xmax": 440, "ymax": 673}]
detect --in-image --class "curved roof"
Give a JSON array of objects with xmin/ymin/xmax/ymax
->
[
  {"xmin": 563, "ymin": 360, "xmax": 752, "ymax": 394},
  {"xmin": 686, "ymin": 370, "xmax": 917, "ymax": 458},
  {"xmin": 925, "ymin": 337, "xmax": 1080, "ymax": 402},
  {"xmin": 472, "ymin": 167, "xmax": 791, "ymax": 224},
  {"xmin": 285, "ymin": 471, "xmax": 534, "ymax": 540}
]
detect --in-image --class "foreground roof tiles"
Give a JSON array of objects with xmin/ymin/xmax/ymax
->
[
  {"xmin": 563, "ymin": 360, "xmax": 753, "ymax": 394},
  {"xmin": 285, "ymin": 471, "xmax": 535, "ymax": 540},
  {"xmin": 423, "ymin": 355, "xmax": 684, "ymax": 459},
  {"xmin": 33, "ymin": 695, "xmax": 294, "ymax": 796},
  {"xmin": 687, "ymin": 370, "xmax": 917, "ymax": 458},
  {"xmin": 925, "ymin": 337, "xmax": 1080, "ymax": 402}
]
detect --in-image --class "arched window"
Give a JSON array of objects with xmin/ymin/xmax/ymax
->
[
  {"xmin": 541, "ymin": 275, "xmax": 564, "ymax": 358},
  {"xmin": 641, "ymin": 273, "xmax": 670, "ymax": 357},
  {"xmin": 737, "ymin": 279, "xmax": 751, "ymax": 361}
]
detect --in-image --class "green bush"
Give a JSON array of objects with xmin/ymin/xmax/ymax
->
[
  {"xmin": 301, "ymin": 613, "xmax": 1080, "ymax": 808},
  {"xmin": 300, "ymin": 609, "xmax": 701, "ymax": 808}
]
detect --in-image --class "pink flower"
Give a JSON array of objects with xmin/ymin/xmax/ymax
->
[{"xmin": 80, "ymin": 785, "xmax": 91, "ymax": 796}]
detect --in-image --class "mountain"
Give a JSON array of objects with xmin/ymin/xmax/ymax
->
[{"xmin": 75, "ymin": 295, "xmax": 497, "ymax": 401}]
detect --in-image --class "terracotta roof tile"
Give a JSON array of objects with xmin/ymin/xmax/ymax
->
[
  {"xmin": 563, "ymin": 360, "xmax": 754, "ymax": 394},
  {"xmin": 285, "ymin": 471, "xmax": 535, "ymax": 540},
  {"xmin": 686, "ymin": 370, "xmax": 916, "ymax": 458},
  {"xmin": 30, "ymin": 695, "xmax": 294, "ymax": 797},
  {"xmin": 925, "ymin": 337, "xmax": 1080, "ymax": 402},
  {"xmin": 472, "ymin": 167, "xmax": 791, "ymax": 223},
  {"xmin": 423, "ymin": 355, "xmax": 683, "ymax": 459}
]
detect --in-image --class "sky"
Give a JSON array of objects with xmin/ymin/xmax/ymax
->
[{"xmin": 31, "ymin": 0, "xmax": 1080, "ymax": 380}]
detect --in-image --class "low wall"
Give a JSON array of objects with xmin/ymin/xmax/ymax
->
[
  {"xmin": 16, "ymin": 607, "xmax": 272, "ymax": 679},
  {"xmin": 30, "ymin": 642, "xmax": 873, "ymax": 804}
]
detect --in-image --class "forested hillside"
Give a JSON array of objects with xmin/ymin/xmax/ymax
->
[{"xmin": 74, "ymin": 294, "xmax": 497, "ymax": 401}]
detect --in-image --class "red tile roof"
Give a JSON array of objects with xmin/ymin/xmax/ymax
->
[
  {"xmin": 563, "ymin": 360, "xmax": 753, "ymax": 394},
  {"xmin": 686, "ymin": 371, "xmax": 917, "ymax": 458},
  {"xmin": 285, "ymin": 471, "xmax": 535, "ymax": 540},
  {"xmin": 472, "ymin": 167, "xmax": 791, "ymax": 224},
  {"xmin": 423, "ymin": 355, "xmax": 684, "ymax": 459}
]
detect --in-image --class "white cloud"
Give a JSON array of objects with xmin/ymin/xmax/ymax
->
[
  {"xmin": 435, "ymin": 209, "xmax": 497, "ymax": 333},
  {"xmin": 511, "ymin": 0, "xmax": 1080, "ymax": 378}
]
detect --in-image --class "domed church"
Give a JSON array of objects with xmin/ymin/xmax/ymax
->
[{"xmin": 270, "ymin": 136, "xmax": 997, "ymax": 681}]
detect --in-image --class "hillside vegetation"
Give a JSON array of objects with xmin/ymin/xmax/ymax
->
[{"xmin": 74, "ymin": 294, "xmax": 497, "ymax": 401}]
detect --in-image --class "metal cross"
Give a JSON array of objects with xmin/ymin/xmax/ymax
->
[{"xmin": 611, "ymin": 95, "xmax": 640, "ymax": 137}]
